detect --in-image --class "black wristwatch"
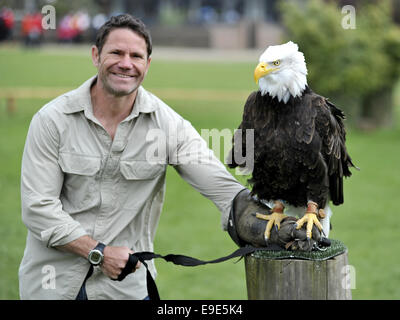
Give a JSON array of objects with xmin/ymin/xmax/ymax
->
[{"xmin": 88, "ymin": 242, "xmax": 106, "ymax": 266}]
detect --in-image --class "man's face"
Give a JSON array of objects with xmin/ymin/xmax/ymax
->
[{"xmin": 92, "ymin": 28, "xmax": 151, "ymax": 97}]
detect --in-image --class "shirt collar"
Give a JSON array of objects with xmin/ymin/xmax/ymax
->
[
  {"xmin": 63, "ymin": 75, "xmax": 158, "ymax": 119},
  {"xmin": 63, "ymin": 76, "xmax": 95, "ymax": 114}
]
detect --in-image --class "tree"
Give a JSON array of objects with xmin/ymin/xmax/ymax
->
[{"xmin": 279, "ymin": 0, "xmax": 400, "ymax": 129}]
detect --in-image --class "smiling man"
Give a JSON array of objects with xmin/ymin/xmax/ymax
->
[
  {"xmin": 95, "ymin": 28, "xmax": 149, "ymax": 97},
  {"xmin": 18, "ymin": 14, "xmax": 245, "ymax": 300},
  {"xmin": 91, "ymin": 26, "xmax": 151, "ymax": 140}
]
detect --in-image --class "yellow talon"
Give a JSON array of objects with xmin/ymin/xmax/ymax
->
[
  {"xmin": 295, "ymin": 212, "xmax": 323, "ymax": 239},
  {"xmin": 256, "ymin": 212, "xmax": 287, "ymax": 240}
]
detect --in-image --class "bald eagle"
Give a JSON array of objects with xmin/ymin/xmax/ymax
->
[{"xmin": 228, "ymin": 41, "xmax": 357, "ymax": 243}]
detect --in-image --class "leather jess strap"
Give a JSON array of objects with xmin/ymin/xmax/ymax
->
[{"xmin": 116, "ymin": 246, "xmax": 258, "ymax": 300}]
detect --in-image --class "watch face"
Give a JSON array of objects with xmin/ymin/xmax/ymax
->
[
  {"xmin": 89, "ymin": 250, "xmax": 103, "ymax": 265},
  {"xmin": 91, "ymin": 252, "xmax": 101, "ymax": 262}
]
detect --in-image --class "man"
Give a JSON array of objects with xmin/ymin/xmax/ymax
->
[{"xmin": 19, "ymin": 14, "xmax": 246, "ymax": 300}]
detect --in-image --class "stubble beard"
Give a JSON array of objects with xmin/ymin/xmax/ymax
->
[{"xmin": 100, "ymin": 71, "xmax": 139, "ymax": 97}]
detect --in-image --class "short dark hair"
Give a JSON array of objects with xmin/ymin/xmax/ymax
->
[{"xmin": 95, "ymin": 14, "xmax": 152, "ymax": 57}]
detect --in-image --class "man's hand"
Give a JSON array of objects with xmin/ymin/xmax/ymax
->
[
  {"xmin": 56, "ymin": 236, "xmax": 141, "ymax": 280},
  {"xmin": 101, "ymin": 246, "xmax": 141, "ymax": 280}
]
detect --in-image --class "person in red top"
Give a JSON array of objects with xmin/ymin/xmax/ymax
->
[
  {"xmin": 0, "ymin": 7, "xmax": 14, "ymax": 41},
  {"xmin": 21, "ymin": 11, "xmax": 43, "ymax": 46}
]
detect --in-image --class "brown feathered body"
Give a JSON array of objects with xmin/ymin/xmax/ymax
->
[{"xmin": 228, "ymin": 86, "xmax": 355, "ymax": 209}]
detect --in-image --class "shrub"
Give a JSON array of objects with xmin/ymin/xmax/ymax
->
[{"xmin": 279, "ymin": 0, "xmax": 400, "ymax": 127}]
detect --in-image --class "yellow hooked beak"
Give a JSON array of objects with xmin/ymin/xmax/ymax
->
[{"xmin": 254, "ymin": 62, "xmax": 277, "ymax": 84}]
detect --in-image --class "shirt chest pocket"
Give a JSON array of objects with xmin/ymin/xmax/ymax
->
[
  {"xmin": 119, "ymin": 160, "xmax": 166, "ymax": 180},
  {"xmin": 58, "ymin": 152, "xmax": 101, "ymax": 213},
  {"xmin": 118, "ymin": 160, "xmax": 166, "ymax": 209}
]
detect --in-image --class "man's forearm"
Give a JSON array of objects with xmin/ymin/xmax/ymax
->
[
  {"xmin": 56, "ymin": 236, "xmax": 139, "ymax": 279},
  {"xmin": 56, "ymin": 235, "xmax": 98, "ymax": 259}
]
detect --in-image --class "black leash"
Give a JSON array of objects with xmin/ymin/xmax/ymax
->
[{"xmin": 116, "ymin": 245, "xmax": 258, "ymax": 300}]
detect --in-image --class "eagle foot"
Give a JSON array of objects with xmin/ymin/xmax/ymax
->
[
  {"xmin": 294, "ymin": 202, "xmax": 324, "ymax": 240},
  {"xmin": 255, "ymin": 200, "xmax": 287, "ymax": 242}
]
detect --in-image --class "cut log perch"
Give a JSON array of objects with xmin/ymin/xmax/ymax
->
[
  {"xmin": 245, "ymin": 250, "xmax": 352, "ymax": 300},
  {"xmin": 6, "ymin": 97, "xmax": 16, "ymax": 114}
]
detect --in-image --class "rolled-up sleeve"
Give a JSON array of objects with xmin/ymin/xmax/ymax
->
[
  {"xmin": 21, "ymin": 112, "xmax": 87, "ymax": 247},
  {"xmin": 171, "ymin": 119, "xmax": 246, "ymax": 230}
]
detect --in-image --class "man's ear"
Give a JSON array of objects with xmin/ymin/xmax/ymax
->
[
  {"xmin": 144, "ymin": 56, "xmax": 152, "ymax": 77},
  {"xmin": 91, "ymin": 45, "xmax": 100, "ymax": 68}
]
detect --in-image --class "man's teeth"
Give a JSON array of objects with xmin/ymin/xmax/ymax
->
[{"xmin": 113, "ymin": 73, "xmax": 132, "ymax": 78}]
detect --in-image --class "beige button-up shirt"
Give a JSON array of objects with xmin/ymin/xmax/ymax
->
[{"xmin": 19, "ymin": 76, "xmax": 245, "ymax": 300}]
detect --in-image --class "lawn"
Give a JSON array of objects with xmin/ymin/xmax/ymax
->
[{"xmin": 0, "ymin": 46, "xmax": 399, "ymax": 300}]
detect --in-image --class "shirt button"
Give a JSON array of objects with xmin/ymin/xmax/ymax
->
[{"xmin": 112, "ymin": 142, "xmax": 124, "ymax": 152}]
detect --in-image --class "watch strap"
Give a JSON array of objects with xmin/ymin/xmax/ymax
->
[{"xmin": 93, "ymin": 242, "xmax": 106, "ymax": 254}]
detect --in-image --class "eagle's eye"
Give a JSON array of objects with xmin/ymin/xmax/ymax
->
[{"xmin": 273, "ymin": 60, "xmax": 281, "ymax": 66}]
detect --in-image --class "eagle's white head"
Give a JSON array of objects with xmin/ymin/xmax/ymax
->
[{"xmin": 254, "ymin": 41, "xmax": 308, "ymax": 104}]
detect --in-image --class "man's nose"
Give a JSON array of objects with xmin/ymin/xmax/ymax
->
[{"xmin": 118, "ymin": 54, "xmax": 133, "ymax": 69}]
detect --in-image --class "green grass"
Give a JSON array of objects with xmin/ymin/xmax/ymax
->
[
  {"xmin": 0, "ymin": 47, "xmax": 254, "ymax": 90},
  {"xmin": 0, "ymin": 46, "xmax": 400, "ymax": 300}
]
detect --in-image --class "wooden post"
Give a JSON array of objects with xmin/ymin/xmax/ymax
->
[
  {"xmin": 6, "ymin": 97, "xmax": 16, "ymax": 114},
  {"xmin": 245, "ymin": 251, "xmax": 352, "ymax": 300}
]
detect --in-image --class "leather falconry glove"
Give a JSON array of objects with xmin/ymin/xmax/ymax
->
[{"xmin": 227, "ymin": 189, "xmax": 330, "ymax": 252}]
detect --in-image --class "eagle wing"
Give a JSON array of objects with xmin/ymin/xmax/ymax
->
[
  {"xmin": 227, "ymin": 91, "xmax": 260, "ymax": 169},
  {"xmin": 315, "ymin": 97, "xmax": 356, "ymax": 205}
]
